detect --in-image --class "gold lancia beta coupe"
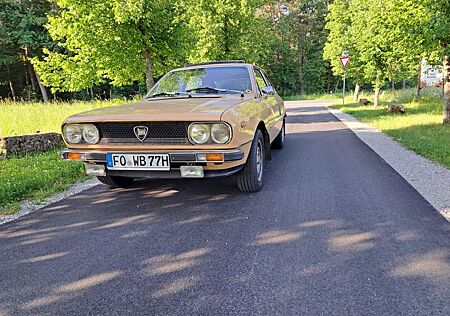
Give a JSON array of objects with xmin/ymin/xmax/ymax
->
[{"xmin": 61, "ymin": 61, "xmax": 286, "ymax": 192}]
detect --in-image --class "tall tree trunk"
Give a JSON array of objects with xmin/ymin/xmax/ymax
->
[
  {"xmin": 297, "ymin": 37, "xmax": 305, "ymax": 95},
  {"xmin": 334, "ymin": 80, "xmax": 340, "ymax": 95},
  {"xmin": 137, "ymin": 22, "xmax": 154, "ymax": 91},
  {"xmin": 402, "ymin": 79, "xmax": 406, "ymax": 90},
  {"xmin": 144, "ymin": 48, "xmax": 154, "ymax": 91},
  {"xmin": 27, "ymin": 63, "xmax": 37, "ymax": 90},
  {"xmin": 6, "ymin": 64, "xmax": 16, "ymax": 100},
  {"xmin": 34, "ymin": 71, "xmax": 49, "ymax": 103},
  {"xmin": 443, "ymin": 55, "xmax": 450, "ymax": 124},
  {"xmin": 24, "ymin": 48, "xmax": 36, "ymax": 90},
  {"xmin": 326, "ymin": 66, "xmax": 332, "ymax": 93},
  {"xmin": 416, "ymin": 59, "xmax": 422, "ymax": 97},
  {"xmin": 25, "ymin": 47, "xmax": 48, "ymax": 102},
  {"xmin": 353, "ymin": 84, "xmax": 360, "ymax": 103},
  {"xmin": 374, "ymin": 73, "xmax": 381, "ymax": 107}
]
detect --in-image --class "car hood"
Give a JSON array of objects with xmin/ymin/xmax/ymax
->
[{"xmin": 64, "ymin": 95, "xmax": 249, "ymax": 123}]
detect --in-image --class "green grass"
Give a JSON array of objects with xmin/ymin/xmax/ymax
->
[
  {"xmin": 0, "ymin": 99, "xmax": 127, "ymax": 137},
  {"xmin": 283, "ymin": 92, "xmax": 347, "ymax": 101},
  {"xmin": 0, "ymin": 149, "xmax": 88, "ymax": 215},
  {"xmin": 330, "ymin": 88, "xmax": 450, "ymax": 168},
  {"xmin": 0, "ymin": 99, "xmax": 130, "ymax": 214}
]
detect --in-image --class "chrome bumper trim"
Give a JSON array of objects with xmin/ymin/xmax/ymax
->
[{"xmin": 61, "ymin": 149, "xmax": 244, "ymax": 163}]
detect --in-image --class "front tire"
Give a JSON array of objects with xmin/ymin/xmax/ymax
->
[
  {"xmin": 97, "ymin": 175, "xmax": 134, "ymax": 188},
  {"xmin": 272, "ymin": 119, "xmax": 285, "ymax": 149},
  {"xmin": 237, "ymin": 129, "xmax": 265, "ymax": 192}
]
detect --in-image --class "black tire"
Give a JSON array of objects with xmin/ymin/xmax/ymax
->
[
  {"xmin": 237, "ymin": 129, "xmax": 265, "ymax": 193},
  {"xmin": 97, "ymin": 175, "xmax": 134, "ymax": 188},
  {"xmin": 272, "ymin": 119, "xmax": 285, "ymax": 149}
]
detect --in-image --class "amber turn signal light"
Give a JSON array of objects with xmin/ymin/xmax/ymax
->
[
  {"xmin": 205, "ymin": 153, "xmax": 224, "ymax": 162},
  {"xmin": 67, "ymin": 152, "xmax": 81, "ymax": 161}
]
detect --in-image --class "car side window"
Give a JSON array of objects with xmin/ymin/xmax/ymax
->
[
  {"xmin": 254, "ymin": 69, "xmax": 268, "ymax": 93},
  {"xmin": 261, "ymin": 71, "xmax": 273, "ymax": 88},
  {"xmin": 261, "ymin": 70, "xmax": 278, "ymax": 95}
]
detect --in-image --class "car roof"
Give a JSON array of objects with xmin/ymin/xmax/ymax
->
[
  {"xmin": 171, "ymin": 61, "xmax": 253, "ymax": 72},
  {"xmin": 185, "ymin": 60, "xmax": 246, "ymax": 67}
]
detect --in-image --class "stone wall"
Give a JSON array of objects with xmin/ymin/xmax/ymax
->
[{"xmin": 0, "ymin": 133, "xmax": 64, "ymax": 159}]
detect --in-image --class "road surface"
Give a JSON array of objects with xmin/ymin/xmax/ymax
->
[{"xmin": 1, "ymin": 100, "xmax": 449, "ymax": 315}]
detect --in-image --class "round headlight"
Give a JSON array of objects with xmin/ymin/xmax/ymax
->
[
  {"xmin": 82, "ymin": 124, "xmax": 100, "ymax": 144},
  {"xmin": 189, "ymin": 124, "xmax": 210, "ymax": 144},
  {"xmin": 211, "ymin": 123, "xmax": 231, "ymax": 144},
  {"xmin": 63, "ymin": 124, "xmax": 82, "ymax": 144}
]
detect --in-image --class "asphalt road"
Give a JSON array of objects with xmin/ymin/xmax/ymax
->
[{"xmin": 1, "ymin": 100, "xmax": 449, "ymax": 315}]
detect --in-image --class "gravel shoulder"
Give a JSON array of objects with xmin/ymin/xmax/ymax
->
[{"xmin": 328, "ymin": 105, "xmax": 450, "ymax": 222}]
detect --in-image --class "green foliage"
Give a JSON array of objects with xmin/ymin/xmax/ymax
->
[
  {"xmin": 0, "ymin": 149, "xmax": 88, "ymax": 215},
  {"xmin": 324, "ymin": 0, "xmax": 448, "ymax": 94},
  {"xmin": 0, "ymin": 1, "xmax": 50, "ymax": 62},
  {"xmin": 258, "ymin": 0, "xmax": 332, "ymax": 95},
  {"xmin": 34, "ymin": 0, "xmax": 189, "ymax": 92}
]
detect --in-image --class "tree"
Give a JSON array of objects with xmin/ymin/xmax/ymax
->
[
  {"xmin": 421, "ymin": 0, "xmax": 450, "ymax": 123},
  {"xmin": 34, "ymin": 0, "xmax": 189, "ymax": 93},
  {"xmin": 325, "ymin": 0, "xmax": 422, "ymax": 106},
  {"xmin": 182, "ymin": 0, "xmax": 264, "ymax": 62},
  {"xmin": 387, "ymin": 0, "xmax": 449, "ymax": 122},
  {"xmin": 289, "ymin": 0, "xmax": 330, "ymax": 95},
  {"xmin": 0, "ymin": 0, "xmax": 52, "ymax": 101},
  {"xmin": 324, "ymin": 0, "xmax": 365, "ymax": 101},
  {"xmin": 0, "ymin": 10, "xmax": 18, "ymax": 100}
]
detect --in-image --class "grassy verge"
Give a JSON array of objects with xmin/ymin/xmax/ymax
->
[
  {"xmin": 330, "ymin": 88, "xmax": 450, "ymax": 168},
  {"xmin": 283, "ymin": 92, "xmax": 349, "ymax": 101},
  {"xmin": 0, "ymin": 99, "xmax": 127, "ymax": 137},
  {"xmin": 0, "ymin": 149, "xmax": 88, "ymax": 215}
]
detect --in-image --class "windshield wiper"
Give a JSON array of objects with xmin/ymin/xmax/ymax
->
[
  {"xmin": 147, "ymin": 91, "xmax": 188, "ymax": 99},
  {"xmin": 186, "ymin": 87, "xmax": 243, "ymax": 94}
]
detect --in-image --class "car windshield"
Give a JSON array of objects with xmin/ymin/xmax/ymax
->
[{"xmin": 147, "ymin": 66, "xmax": 252, "ymax": 98}]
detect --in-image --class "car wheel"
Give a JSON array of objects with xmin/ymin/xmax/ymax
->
[
  {"xmin": 272, "ymin": 119, "xmax": 285, "ymax": 149},
  {"xmin": 97, "ymin": 175, "xmax": 134, "ymax": 188},
  {"xmin": 237, "ymin": 129, "xmax": 265, "ymax": 193}
]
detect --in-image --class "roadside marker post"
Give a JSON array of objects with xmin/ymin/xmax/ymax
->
[{"xmin": 340, "ymin": 52, "xmax": 350, "ymax": 106}]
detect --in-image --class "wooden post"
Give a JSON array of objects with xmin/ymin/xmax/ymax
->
[
  {"xmin": 353, "ymin": 84, "xmax": 360, "ymax": 103},
  {"xmin": 416, "ymin": 59, "xmax": 422, "ymax": 97},
  {"xmin": 443, "ymin": 55, "xmax": 450, "ymax": 124}
]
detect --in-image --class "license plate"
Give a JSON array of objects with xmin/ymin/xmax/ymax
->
[{"xmin": 106, "ymin": 153, "xmax": 170, "ymax": 171}]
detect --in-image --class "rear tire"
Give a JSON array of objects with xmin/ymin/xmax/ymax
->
[
  {"xmin": 97, "ymin": 175, "xmax": 134, "ymax": 188},
  {"xmin": 272, "ymin": 119, "xmax": 285, "ymax": 149},
  {"xmin": 237, "ymin": 130, "xmax": 265, "ymax": 192}
]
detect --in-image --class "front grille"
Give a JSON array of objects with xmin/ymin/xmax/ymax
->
[{"xmin": 95, "ymin": 122, "xmax": 191, "ymax": 145}]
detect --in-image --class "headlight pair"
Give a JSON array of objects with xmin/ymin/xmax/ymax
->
[
  {"xmin": 63, "ymin": 124, "xmax": 100, "ymax": 144},
  {"xmin": 188, "ymin": 123, "xmax": 231, "ymax": 145}
]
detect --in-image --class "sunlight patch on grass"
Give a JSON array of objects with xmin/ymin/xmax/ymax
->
[{"xmin": 0, "ymin": 99, "xmax": 127, "ymax": 137}]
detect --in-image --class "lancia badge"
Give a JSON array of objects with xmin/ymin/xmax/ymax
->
[{"xmin": 133, "ymin": 126, "xmax": 149, "ymax": 142}]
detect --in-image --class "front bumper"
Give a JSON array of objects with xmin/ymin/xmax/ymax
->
[
  {"xmin": 61, "ymin": 149, "xmax": 244, "ymax": 163},
  {"xmin": 61, "ymin": 149, "xmax": 246, "ymax": 179}
]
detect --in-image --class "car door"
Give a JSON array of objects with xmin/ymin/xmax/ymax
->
[{"xmin": 254, "ymin": 68, "xmax": 280, "ymax": 141}]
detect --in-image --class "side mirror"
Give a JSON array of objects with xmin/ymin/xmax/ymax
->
[{"xmin": 261, "ymin": 86, "xmax": 275, "ymax": 96}]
